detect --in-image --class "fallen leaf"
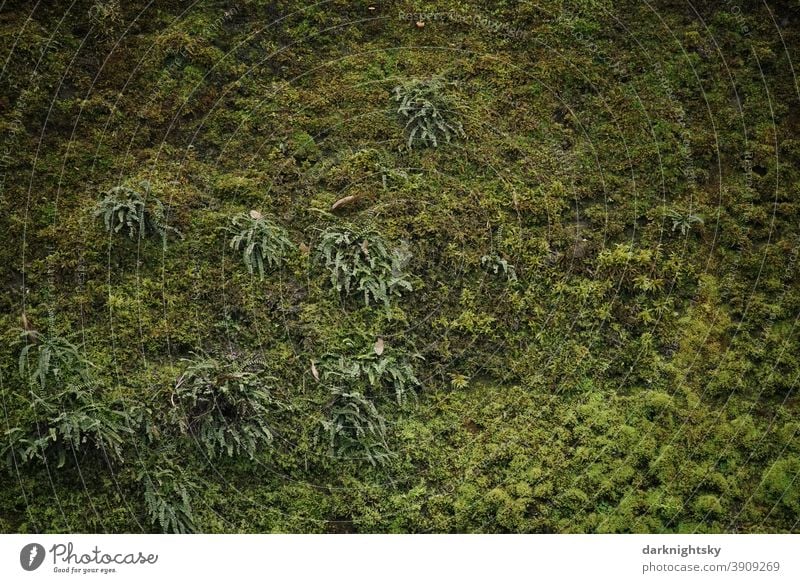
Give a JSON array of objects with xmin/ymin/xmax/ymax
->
[
  {"xmin": 374, "ymin": 337, "xmax": 384, "ymax": 356},
  {"xmin": 249, "ymin": 209, "xmax": 263, "ymax": 220},
  {"xmin": 416, "ymin": 21, "xmax": 425, "ymax": 28},
  {"xmin": 311, "ymin": 361, "xmax": 320, "ymax": 381},
  {"xmin": 299, "ymin": 242, "xmax": 310, "ymax": 255},
  {"xmin": 331, "ymin": 195, "xmax": 357, "ymax": 211}
]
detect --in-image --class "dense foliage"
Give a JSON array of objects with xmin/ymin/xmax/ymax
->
[{"xmin": 1, "ymin": 0, "xmax": 799, "ymax": 533}]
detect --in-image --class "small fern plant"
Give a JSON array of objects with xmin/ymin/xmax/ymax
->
[
  {"xmin": 228, "ymin": 211, "xmax": 293, "ymax": 279},
  {"xmin": 171, "ymin": 353, "xmax": 287, "ymax": 459},
  {"xmin": 314, "ymin": 341, "xmax": 421, "ymax": 465},
  {"xmin": 393, "ymin": 77, "xmax": 465, "ymax": 148},
  {"xmin": 315, "ymin": 225, "xmax": 413, "ymax": 307},
  {"xmin": 138, "ymin": 458, "xmax": 197, "ymax": 534},
  {"xmin": 17, "ymin": 329, "xmax": 91, "ymax": 391},
  {"xmin": 319, "ymin": 348, "xmax": 421, "ymax": 406},
  {"xmin": 319, "ymin": 386, "xmax": 392, "ymax": 466},
  {"xmin": 667, "ymin": 208, "xmax": 703, "ymax": 235},
  {"xmin": 3, "ymin": 383, "xmax": 134, "ymax": 468},
  {"xmin": 94, "ymin": 181, "xmax": 179, "ymax": 241}
]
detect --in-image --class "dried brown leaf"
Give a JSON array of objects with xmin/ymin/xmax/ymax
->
[{"xmin": 331, "ymin": 195, "xmax": 357, "ymax": 211}]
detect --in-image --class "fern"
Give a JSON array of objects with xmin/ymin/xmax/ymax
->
[
  {"xmin": 138, "ymin": 459, "xmax": 197, "ymax": 534},
  {"xmin": 319, "ymin": 348, "xmax": 422, "ymax": 406},
  {"xmin": 319, "ymin": 386, "xmax": 393, "ymax": 466},
  {"xmin": 228, "ymin": 211, "xmax": 293, "ymax": 279},
  {"xmin": 16, "ymin": 329, "xmax": 91, "ymax": 391},
  {"xmin": 393, "ymin": 77, "xmax": 465, "ymax": 148},
  {"xmin": 666, "ymin": 208, "xmax": 703, "ymax": 235},
  {"xmin": 94, "ymin": 181, "xmax": 179, "ymax": 241},
  {"xmin": 3, "ymin": 383, "xmax": 134, "ymax": 469},
  {"xmin": 315, "ymin": 225, "xmax": 413, "ymax": 307},
  {"xmin": 172, "ymin": 353, "xmax": 287, "ymax": 459},
  {"xmin": 314, "ymin": 342, "xmax": 421, "ymax": 464}
]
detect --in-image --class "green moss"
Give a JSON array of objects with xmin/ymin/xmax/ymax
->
[{"xmin": 1, "ymin": 0, "xmax": 799, "ymax": 533}]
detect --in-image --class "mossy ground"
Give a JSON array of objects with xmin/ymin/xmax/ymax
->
[{"xmin": 1, "ymin": 0, "xmax": 799, "ymax": 532}]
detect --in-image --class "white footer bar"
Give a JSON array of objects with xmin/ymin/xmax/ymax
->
[{"xmin": 1, "ymin": 534, "xmax": 797, "ymax": 582}]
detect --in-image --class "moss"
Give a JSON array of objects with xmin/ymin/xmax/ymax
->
[{"xmin": 1, "ymin": 0, "xmax": 799, "ymax": 533}]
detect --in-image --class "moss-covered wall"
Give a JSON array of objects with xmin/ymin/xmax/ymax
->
[{"xmin": 1, "ymin": 0, "xmax": 798, "ymax": 532}]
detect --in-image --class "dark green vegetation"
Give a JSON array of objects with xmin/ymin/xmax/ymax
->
[{"xmin": 1, "ymin": 0, "xmax": 799, "ymax": 533}]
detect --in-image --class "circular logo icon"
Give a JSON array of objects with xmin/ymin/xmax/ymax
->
[{"xmin": 20, "ymin": 543, "xmax": 46, "ymax": 571}]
